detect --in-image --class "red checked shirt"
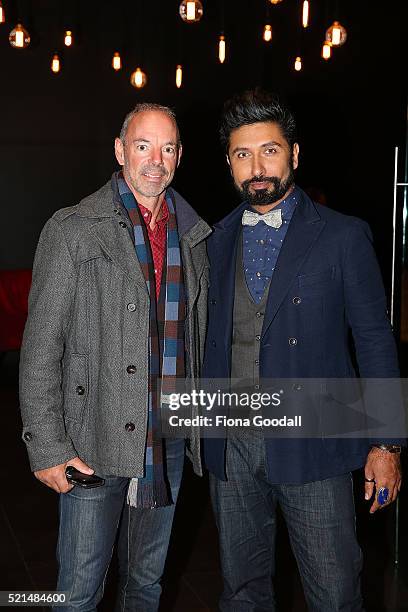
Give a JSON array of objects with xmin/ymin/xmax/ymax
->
[{"xmin": 138, "ymin": 200, "xmax": 169, "ymax": 300}]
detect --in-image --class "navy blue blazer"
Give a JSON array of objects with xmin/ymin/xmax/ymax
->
[{"xmin": 202, "ymin": 188, "xmax": 400, "ymax": 484}]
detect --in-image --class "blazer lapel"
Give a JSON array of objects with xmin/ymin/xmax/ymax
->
[
  {"xmin": 261, "ymin": 192, "xmax": 326, "ymax": 339},
  {"xmin": 211, "ymin": 203, "xmax": 246, "ymax": 347}
]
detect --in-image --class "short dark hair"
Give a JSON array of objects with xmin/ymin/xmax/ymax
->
[{"xmin": 220, "ymin": 89, "xmax": 297, "ymax": 152}]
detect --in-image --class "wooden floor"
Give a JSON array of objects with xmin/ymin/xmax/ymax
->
[{"xmin": 2, "ymin": 350, "xmax": 408, "ymax": 611}]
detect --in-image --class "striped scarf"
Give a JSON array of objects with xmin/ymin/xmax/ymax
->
[{"xmin": 117, "ymin": 173, "xmax": 186, "ymax": 508}]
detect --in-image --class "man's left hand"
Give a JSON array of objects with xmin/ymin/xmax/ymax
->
[{"xmin": 364, "ymin": 447, "xmax": 402, "ymax": 514}]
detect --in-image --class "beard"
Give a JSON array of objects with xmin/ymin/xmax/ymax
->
[{"xmin": 236, "ymin": 164, "xmax": 295, "ymax": 207}]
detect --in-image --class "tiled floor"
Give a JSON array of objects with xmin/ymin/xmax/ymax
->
[{"xmin": 1, "ymin": 351, "xmax": 408, "ymax": 611}]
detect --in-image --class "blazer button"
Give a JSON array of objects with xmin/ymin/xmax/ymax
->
[
  {"xmin": 293, "ymin": 297, "xmax": 302, "ymax": 305},
  {"xmin": 76, "ymin": 385, "xmax": 85, "ymax": 395},
  {"xmin": 127, "ymin": 365, "xmax": 137, "ymax": 374},
  {"xmin": 23, "ymin": 432, "xmax": 33, "ymax": 442},
  {"xmin": 125, "ymin": 422, "xmax": 135, "ymax": 432},
  {"xmin": 211, "ymin": 341, "xmax": 217, "ymax": 348},
  {"xmin": 119, "ymin": 221, "xmax": 127, "ymax": 228},
  {"xmin": 127, "ymin": 303, "xmax": 136, "ymax": 312},
  {"xmin": 289, "ymin": 337, "xmax": 298, "ymax": 346}
]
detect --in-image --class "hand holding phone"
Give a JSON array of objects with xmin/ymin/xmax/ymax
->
[{"xmin": 65, "ymin": 466, "xmax": 105, "ymax": 488}]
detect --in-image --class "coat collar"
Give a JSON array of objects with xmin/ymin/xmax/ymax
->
[
  {"xmin": 76, "ymin": 175, "xmax": 211, "ymax": 245},
  {"xmin": 76, "ymin": 176, "xmax": 211, "ymax": 291}
]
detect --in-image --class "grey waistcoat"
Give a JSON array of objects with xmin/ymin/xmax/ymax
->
[{"xmin": 231, "ymin": 234, "xmax": 271, "ymax": 389}]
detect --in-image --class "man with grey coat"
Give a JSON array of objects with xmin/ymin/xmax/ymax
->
[{"xmin": 19, "ymin": 103, "xmax": 211, "ymax": 611}]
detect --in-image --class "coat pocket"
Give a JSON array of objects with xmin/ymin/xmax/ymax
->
[
  {"xmin": 298, "ymin": 266, "xmax": 335, "ymax": 287},
  {"xmin": 62, "ymin": 353, "xmax": 89, "ymax": 422}
]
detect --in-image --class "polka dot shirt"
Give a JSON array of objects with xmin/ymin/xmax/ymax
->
[{"xmin": 242, "ymin": 187, "xmax": 299, "ymax": 303}]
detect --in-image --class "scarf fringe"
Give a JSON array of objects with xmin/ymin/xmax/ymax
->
[{"xmin": 127, "ymin": 478, "xmax": 172, "ymax": 509}]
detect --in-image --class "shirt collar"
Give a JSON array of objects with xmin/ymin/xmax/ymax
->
[{"xmin": 138, "ymin": 199, "xmax": 169, "ymax": 228}]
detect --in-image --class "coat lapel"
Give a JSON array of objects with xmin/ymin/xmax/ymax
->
[
  {"xmin": 211, "ymin": 203, "xmax": 246, "ymax": 347},
  {"xmin": 90, "ymin": 219, "xmax": 149, "ymax": 294},
  {"xmin": 261, "ymin": 192, "xmax": 326, "ymax": 339}
]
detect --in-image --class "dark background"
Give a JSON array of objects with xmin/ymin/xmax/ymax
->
[
  {"xmin": 1, "ymin": 2, "xmax": 408, "ymax": 608},
  {"xmin": 0, "ymin": 0, "xmax": 407, "ymax": 288}
]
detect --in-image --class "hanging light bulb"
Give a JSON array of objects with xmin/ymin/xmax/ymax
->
[
  {"xmin": 130, "ymin": 67, "xmax": 147, "ymax": 89},
  {"xmin": 0, "ymin": 2, "xmax": 5, "ymax": 24},
  {"xmin": 112, "ymin": 52, "xmax": 122, "ymax": 71},
  {"xmin": 321, "ymin": 41, "xmax": 331, "ymax": 60},
  {"xmin": 176, "ymin": 64, "xmax": 183, "ymax": 88},
  {"xmin": 269, "ymin": 0, "xmax": 283, "ymax": 4},
  {"xmin": 179, "ymin": 0, "xmax": 203, "ymax": 23},
  {"xmin": 64, "ymin": 30, "xmax": 73, "ymax": 47},
  {"xmin": 9, "ymin": 23, "xmax": 30, "ymax": 48},
  {"xmin": 263, "ymin": 24, "xmax": 272, "ymax": 42},
  {"xmin": 218, "ymin": 34, "xmax": 226, "ymax": 63},
  {"xmin": 325, "ymin": 20, "xmax": 347, "ymax": 47},
  {"xmin": 51, "ymin": 53, "xmax": 61, "ymax": 74},
  {"xmin": 294, "ymin": 56, "xmax": 302, "ymax": 71},
  {"xmin": 302, "ymin": 0, "xmax": 309, "ymax": 28}
]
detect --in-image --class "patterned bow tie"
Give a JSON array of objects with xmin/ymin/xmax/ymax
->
[{"xmin": 242, "ymin": 208, "xmax": 282, "ymax": 229}]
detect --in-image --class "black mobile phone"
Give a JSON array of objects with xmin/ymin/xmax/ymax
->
[{"xmin": 65, "ymin": 466, "xmax": 105, "ymax": 488}]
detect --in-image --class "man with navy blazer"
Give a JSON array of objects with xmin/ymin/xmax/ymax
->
[{"xmin": 203, "ymin": 90, "xmax": 402, "ymax": 611}]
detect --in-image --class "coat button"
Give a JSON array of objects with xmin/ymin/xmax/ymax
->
[
  {"xmin": 293, "ymin": 297, "xmax": 302, "ymax": 305},
  {"xmin": 23, "ymin": 432, "xmax": 33, "ymax": 442},
  {"xmin": 255, "ymin": 359, "xmax": 259, "ymax": 365},
  {"xmin": 254, "ymin": 384, "xmax": 260, "ymax": 390},
  {"xmin": 256, "ymin": 312, "xmax": 264, "ymax": 318},
  {"xmin": 127, "ymin": 365, "xmax": 137, "ymax": 374},
  {"xmin": 255, "ymin": 335, "xmax": 261, "ymax": 341},
  {"xmin": 113, "ymin": 208, "xmax": 121, "ymax": 215},
  {"xmin": 76, "ymin": 385, "xmax": 85, "ymax": 395},
  {"xmin": 211, "ymin": 341, "xmax": 217, "ymax": 348},
  {"xmin": 127, "ymin": 303, "xmax": 136, "ymax": 312},
  {"xmin": 125, "ymin": 422, "xmax": 135, "ymax": 432},
  {"xmin": 289, "ymin": 337, "xmax": 298, "ymax": 346},
  {"xmin": 119, "ymin": 221, "xmax": 127, "ymax": 228}
]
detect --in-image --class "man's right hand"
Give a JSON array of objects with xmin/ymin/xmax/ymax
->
[{"xmin": 34, "ymin": 457, "xmax": 94, "ymax": 493}]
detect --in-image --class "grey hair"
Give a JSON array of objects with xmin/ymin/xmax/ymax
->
[{"xmin": 119, "ymin": 103, "xmax": 181, "ymax": 146}]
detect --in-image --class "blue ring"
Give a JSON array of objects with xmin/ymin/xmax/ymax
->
[{"xmin": 377, "ymin": 487, "xmax": 389, "ymax": 505}]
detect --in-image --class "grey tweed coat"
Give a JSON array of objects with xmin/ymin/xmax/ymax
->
[{"xmin": 19, "ymin": 177, "xmax": 211, "ymax": 478}]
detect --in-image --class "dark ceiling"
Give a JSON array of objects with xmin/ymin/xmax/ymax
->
[{"xmin": 0, "ymin": 0, "xmax": 407, "ymax": 273}]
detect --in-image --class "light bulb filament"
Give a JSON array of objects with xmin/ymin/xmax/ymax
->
[
  {"xmin": 332, "ymin": 26, "xmax": 341, "ymax": 46},
  {"xmin": 186, "ymin": 1, "xmax": 196, "ymax": 20},
  {"xmin": 176, "ymin": 65, "xmax": 183, "ymax": 88},
  {"xmin": 263, "ymin": 24, "xmax": 272, "ymax": 42},
  {"xmin": 322, "ymin": 42, "xmax": 331, "ymax": 60},
  {"xmin": 112, "ymin": 52, "xmax": 121, "ymax": 71},
  {"xmin": 219, "ymin": 35, "xmax": 226, "ymax": 63},
  {"xmin": 302, "ymin": 0, "xmax": 309, "ymax": 28},
  {"xmin": 16, "ymin": 30, "xmax": 24, "ymax": 47},
  {"xmin": 64, "ymin": 30, "xmax": 72, "ymax": 46}
]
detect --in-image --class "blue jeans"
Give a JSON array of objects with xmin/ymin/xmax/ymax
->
[
  {"xmin": 55, "ymin": 439, "xmax": 185, "ymax": 612},
  {"xmin": 210, "ymin": 431, "xmax": 364, "ymax": 612}
]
